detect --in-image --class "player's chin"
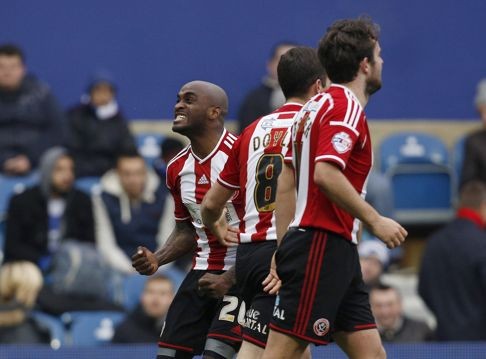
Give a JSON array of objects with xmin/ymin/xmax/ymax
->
[{"xmin": 172, "ymin": 122, "xmax": 190, "ymax": 135}]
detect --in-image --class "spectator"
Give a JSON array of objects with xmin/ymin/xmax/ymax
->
[
  {"xmin": 66, "ymin": 70, "xmax": 136, "ymax": 178},
  {"xmin": 358, "ymin": 239, "xmax": 390, "ymax": 290},
  {"xmin": 93, "ymin": 151, "xmax": 168, "ymax": 274},
  {"xmin": 0, "ymin": 261, "xmax": 50, "ymax": 344},
  {"xmin": 370, "ymin": 283, "xmax": 433, "ymax": 343},
  {"xmin": 237, "ymin": 41, "xmax": 296, "ymax": 132},
  {"xmin": 461, "ymin": 79, "xmax": 486, "ymax": 186},
  {"xmin": 0, "ymin": 44, "xmax": 65, "ymax": 175},
  {"xmin": 4, "ymin": 147, "xmax": 94, "ymax": 267},
  {"xmin": 419, "ymin": 181, "xmax": 486, "ymax": 341},
  {"xmin": 112, "ymin": 274, "xmax": 174, "ymax": 343},
  {"xmin": 153, "ymin": 137, "xmax": 185, "ymax": 183}
]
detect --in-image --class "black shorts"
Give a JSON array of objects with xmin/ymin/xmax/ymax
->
[
  {"xmin": 270, "ymin": 228, "xmax": 376, "ymax": 345},
  {"xmin": 158, "ymin": 270, "xmax": 243, "ymax": 355},
  {"xmin": 235, "ymin": 241, "xmax": 277, "ymax": 348}
]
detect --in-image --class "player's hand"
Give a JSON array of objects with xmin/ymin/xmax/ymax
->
[
  {"xmin": 212, "ymin": 209, "xmax": 239, "ymax": 247},
  {"xmin": 369, "ymin": 216, "xmax": 408, "ymax": 249},
  {"xmin": 262, "ymin": 252, "xmax": 281, "ymax": 295},
  {"xmin": 198, "ymin": 273, "xmax": 233, "ymax": 298},
  {"xmin": 131, "ymin": 246, "xmax": 159, "ymax": 275}
]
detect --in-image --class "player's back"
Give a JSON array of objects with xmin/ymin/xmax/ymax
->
[
  {"xmin": 290, "ymin": 85, "xmax": 372, "ymax": 243},
  {"xmin": 218, "ymin": 103, "xmax": 303, "ymax": 243},
  {"xmin": 166, "ymin": 129, "xmax": 240, "ymax": 270}
]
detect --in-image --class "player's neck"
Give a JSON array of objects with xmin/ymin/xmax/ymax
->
[
  {"xmin": 285, "ymin": 96, "xmax": 307, "ymax": 105},
  {"xmin": 189, "ymin": 128, "xmax": 224, "ymax": 159},
  {"xmin": 337, "ymin": 81, "xmax": 369, "ymax": 108}
]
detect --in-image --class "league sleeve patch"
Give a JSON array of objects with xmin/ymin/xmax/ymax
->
[{"xmin": 331, "ymin": 132, "xmax": 353, "ymax": 154}]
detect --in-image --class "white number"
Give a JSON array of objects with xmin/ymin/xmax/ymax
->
[{"xmin": 219, "ymin": 295, "xmax": 246, "ymax": 324}]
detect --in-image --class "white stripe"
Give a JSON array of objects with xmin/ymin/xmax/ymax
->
[
  {"xmin": 343, "ymin": 91, "xmax": 353, "ymax": 125},
  {"xmin": 228, "ymin": 133, "xmax": 237, "ymax": 140},
  {"xmin": 175, "ymin": 216, "xmax": 191, "ymax": 221},
  {"xmin": 329, "ymin": 121, "xmax": 360, "ymax": 136},
  {"xmin": 348, "ymin": 96, "xmax": 360, "ymax": 128},
  {"xmin": 223, "ymin": 140, "xmax": 232, "ymax": 149},
  {"xmin": 226, "ymin": 135, "xmax": 236, "ymax": 144},
  {"xmin": 217, "ymin": 177, "xmax": 240, "ymax": 189},
  {"xmin": 315, "ymin": 155, "xmax": 346, "ymax": 169}
]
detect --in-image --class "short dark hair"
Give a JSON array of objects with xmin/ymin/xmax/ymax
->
[
  {"xmin": 459, "ymin": 181, "xmax": 486, "ymax": 209},
  {"xmin": 116, "ymin": 149, "xmax": 143, "ymax": 165},
  {"xmin": 277, "ymin": 47, "xmax": 325, "ymax": 99},
  {"xmin": 0, "ymin": 44, "xmax": 25, "ymax": 62},
  {"xmin": 370, "ymin": 282, "xmax": 401, "ymax": 298},
  {"xmin": 161, "ymin": 137, "xmax": 184, "ymax": 158},
  {"xmin": 318, "ymin": 17, "xmax": 380, "ymax": 84}
]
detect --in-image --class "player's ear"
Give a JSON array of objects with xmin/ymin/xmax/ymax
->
[
  {"xmin": 360, "ymin": 57, "xmax": 371, "ymax": 75},
  {"xmin": 207, "ymin": 106, "xmax": 221, "ymax": 121}
]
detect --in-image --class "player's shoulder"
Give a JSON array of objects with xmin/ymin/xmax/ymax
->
[{"xmin": 166, "ymin": 145, "xmax": 191, "ymax": 175}]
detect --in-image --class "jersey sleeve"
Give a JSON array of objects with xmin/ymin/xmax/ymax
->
[
  {"xmin": 283, "ymin": 128, "xmax": 293, "ymax": 164},
  {"xmin": 217, "ymin": 136, "xmax": 241, "ymax": 190},
  {"xmin": 314, "ymin": 106, "xmax": 362, "ymax": 170},
  {"xmin": 166, "ymin": 165, "xmax": 191, "ymax": 222}
]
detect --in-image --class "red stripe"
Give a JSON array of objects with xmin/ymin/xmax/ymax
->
[
  {"xmin": 158, "ymin": 341, "xmax": 193, "ymax": 352},
  {"xmin": 294, "ymin": 231, "xmax": 321, "ymax": 334},
  {"xmin": 207, "ymin": 332, "xmax": 242, "ymax": 343},
  {"xmin": 354, "ymin": 323, "xmax": 377, "ymax": 330},
  {"xmin": 300, "ymin": 233, "xmax": 327, "ymax": 335},
  {"xmin": 242, "ymin": 334, "xmax": 266, "ymax": 349},
  {"xmin": 269, "ymin": 324, "xmax": 329, "ymax": 346}
]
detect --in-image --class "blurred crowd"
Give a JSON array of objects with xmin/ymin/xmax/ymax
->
[{"xmin": 0, "ymin": 42, "xmax": 485, "ymax": 346}]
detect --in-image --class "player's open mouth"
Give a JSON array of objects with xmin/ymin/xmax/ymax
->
[{"xmin": 174, "ymin": 114, "xmax": 188, "ymax": 123}]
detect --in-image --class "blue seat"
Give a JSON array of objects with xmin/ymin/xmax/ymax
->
[
  {"xmin": 136, "ymin": 133, "xmax": 164, "ymax": 165},
  {"xmin": 452, "ymin": 136, "xmax": 466, "ymax": 185},
  {"xmin": 122, "ymin": 274, "xmax": 148, "ymax": 311},
  {"xmin": 62, "ymin": 311, "xmax": 125, "ymax": 346},
  {"xmin": 0, "ymin": 172, "xmax": 39, "ymax": 217},
  {"xmin": 75, "ymin": 176, "xmax": 101, "ymax": 195},
  {"xmin": 31, "ymin": 311, "xmax": 66, "ymax": 349},
  {"xmin": 379, "ymin": 132, "xmax": 454, "ymax": 225}
]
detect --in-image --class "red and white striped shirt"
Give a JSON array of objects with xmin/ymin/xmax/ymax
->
[
  {"xmin": 166, "ymin": 129, "xmax": 240, "ymax": 270},
  {"xmin": 288, "ymin": 84, "xmax": 372, "ymax": 244},
  {"xmin": 217, "ymin": 103, "xmax": 302, "ymax": 243}
]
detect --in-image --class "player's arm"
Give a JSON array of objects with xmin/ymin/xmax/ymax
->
[
  {"xmin": 275, "ymin": 162, "xmax": 296, "ymax": 244},
  {"xmin": 198, "ymin": 266, "xmax": 236, "ymax": 298},
  {"xmin": 201, "ymin": 182, "xmax": 239, "ymax": 246},
  {"xmin": 132, "ymin": 220, "xmax": 196, "ymax": 275},
  {"xmin": 314, "ymin": 162, "xmax": 407, "ymax": 248}
]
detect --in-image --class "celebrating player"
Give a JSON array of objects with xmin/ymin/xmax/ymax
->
[
  {"xmin": 200, "ymin": 47, "xmax": 326, "ymax": 358},
  {"xmin": 132, "ymin": 81, "xmax": 243, "ymax": 359},
  {"xmin": 262, "ymin": 18, "xmax": 408, "ymax": 359}
]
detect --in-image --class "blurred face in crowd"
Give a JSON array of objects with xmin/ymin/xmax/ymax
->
[
  {"xmin": 117, "ymin": 156, "xmax": 147, "ymax": 200},
  {"xmin": 0, "ymin": 54, "xmax": 25, "ymax": 90},
  {"xmin": 51, "ymin": 155, "xmax": 75, "ymax": 195},
  {"xmin": 90, "ymin": 82, "xmax": 115, "ymax": 107},
  {"xmin": 141, "ymin": 278, "xmax": 174, "ymax": 319},
  {"xmin": 360, "ymin": 256, "xmax": 384, "ymax": 285},
  {"xmin": 477, "ymin": 104, "xmax": 486, "ymax": 127},
  {"xmin": 267, "ymin": 44, "xmax": 295, "ymax": 81},
  {"xmin": 370, "ymin": 288, "xmax": 402, "ymax": 330}
]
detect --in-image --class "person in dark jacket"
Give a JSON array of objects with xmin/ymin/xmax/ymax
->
[
  {"xmin": 370, "ymin": 283, "xmax": 433, "ymax": 343},
  {"xmin": 93, "ymin": 151, "xmax": 168, "ymax": 274},
  {"xmin": 112, "ymin": 274, "xmax": 174, "ymax": 343},
  {"xmin": 66, "ymin": 70, "xmax": 136, "ymax": 178},
  {"xmin": 419, "ymin": 181, "xmax": 486, "ymax": 341},
  {"xmin": 0, "ymin": 44, "xmax": 65, "ymax": 175},
  {"xmin": 0, "ymin": 261, "xmax": 50, "ymax": 344},
  {"xmin": 4, "ymin": 147, "xmax": 94, "ymax": 267},
  {"xmin": 460, "ymin": 79, "xmax": 486, "ymax": 186},
  {"xmin": 237, "ymin": 42, "xmax": 295, "ymax": 132}
]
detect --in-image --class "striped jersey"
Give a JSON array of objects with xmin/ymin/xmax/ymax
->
[
  {"xmin": 166, "ymin": 129, "xmax": 240, "ymax": 270},
  {"xmin": 288, "ymin": 84, "xmax": 372, "ymax": 243},
  {"xmin": 217, "ymin": 103, "xmax": 302, "ymax": 243}
]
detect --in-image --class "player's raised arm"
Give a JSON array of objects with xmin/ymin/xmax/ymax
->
[
  {"xmin": 201, "ymin": 182, "xmax": 239, "ymax": 246},
  {"xmin": 131, "ymin": 220, "xmax": 196, "ymax": 275}
]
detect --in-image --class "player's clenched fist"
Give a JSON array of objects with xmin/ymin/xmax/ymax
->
[
  {"xmin": 131, "ymin": 246, "xmax": 159, "ymax": 275},
  {"xmin": 369, "ymin": 216, "xmax": 408, "ymax": 249}
]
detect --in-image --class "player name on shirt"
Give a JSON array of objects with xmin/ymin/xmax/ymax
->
[
  {"xmin": 217, "ymin": 103, "xmax": 303, "ymax": 243},
  {"xmin": 166, "ymin": 129, "xmax": 240, "ymax": 270}
]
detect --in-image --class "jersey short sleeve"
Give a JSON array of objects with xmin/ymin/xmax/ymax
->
[
  {"xmin": 217, "ymin": 136, "xmax": 241, "ymax": 190},
  {"xmin": 283, "ymin": 134, "xmax": 293, "ymax": 164},
  {"xmin": 314, "ymin": 109, "xmax": 362, "ymax": 170}
]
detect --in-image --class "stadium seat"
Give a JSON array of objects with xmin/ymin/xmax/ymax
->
[
  {"xmin": 75, "ymin": 176, "xmax": 101, "ymax": 195},
  {"xmin": 379, "ymin": 132, "xmax": 454, "ymax": 225},
  {"xmin": 31, "ymin": 311, "xmax": 66, "ymax": 349},
  {"xmin": 122, "ymin": 274, "xmax": 148, "ymax": 311},
  {"xmin": 0, "ymin": 172, "xmax": 39, "ymax": 218},
  {"xmin": 61, "ymin": 311, "xmax": 125, "ymax": 346},
  {"xmin": 136, "ymin": 133, "xmax": 164, "ymax": 165}
]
